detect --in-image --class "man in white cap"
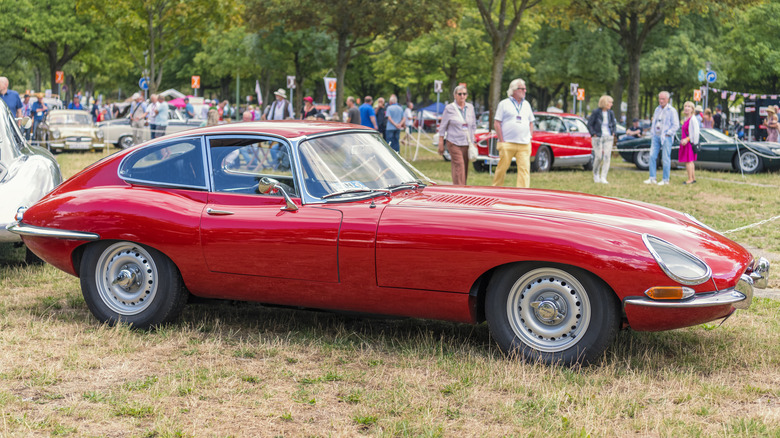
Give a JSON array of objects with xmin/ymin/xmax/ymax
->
[
  {"xmin": 262, "ymin": 88, "xmax": 294, "ymax": 120},
  {"xmin": 128, "ymin": 93, "xmax": 147, "ymax": 146}
]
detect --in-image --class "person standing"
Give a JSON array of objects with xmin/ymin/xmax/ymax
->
[
  {"xmin": 30, "ymin": 94, "xmax": 49, "ymax": 142},
  {"xmin": 437, "ymin": 85, "xmax": 477, "ymax": 185},
  {"xmin": 644, "ymin": 91, "xmax": 679, "ymax": 186},
  {"xmin": 300, "ymin": 96, "xmax": 317, "ymax": 119},
  {"xmin": 713, "ymin": 104, "xmax": 724, "ymax": 132},
  {"xmin": 262, "ymin": 89, "xmax": 294, "ymax": 120},
  {"xmin": 346, "ymin": 96, "xmax": 360, "ymax": 124},
  {"xmin": 765, "ymin": 106, "xmax": 779, "ymax": 142},
  {"xmin": 152, "ymin": 95, "xmax": 169, "ymax": 139},
  {"xmin": 679, "ymin": 101, "xmax": 700, "ymax": 184},
  {"xmin": 587, "ymin": 95, "xmax": 617, "ymax": 184},
  {"xmin": 20, "ymin": 94, "xmax": 32, "ymax": 139},
  {"xmin": 492, "ymin": 78, "xmax": 535, "ymax": 188},
  {"xmin": 0, "ymin": 77, "xmax": 23, "ymax": 118},
  {"xmin": 68, "ymin": 95, "xmax": 84, "ymax": 110},
  {"xmin": 701, "ymin": 108, "xmax": 714, "ymax": 129},
  {"xmin": 375, "ymin": 97, "xmax": 387, "ymax": 137},
  {"xmin": 146, "ymin": 94, "xmax": 159, "ymax": 139},
  {"xmin": 183, "ymin": 97, "xmax": 195, "ymax": 119},
  {"xmin": 385, "ymin": 94, "xmax": 404, "ymax": 153},
  {"xmin": 359, "ymin": 96, "xmax": 378, "ymax": 129},
  {"xmin": 129, "ymin": 93, "xmax": 147, "ymax": 146},
  {"xmin": 402, "ymin": 101, "xmax": 415, "ymax": 146}
]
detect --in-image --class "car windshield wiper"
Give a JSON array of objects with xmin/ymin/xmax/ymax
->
[
  {"xmin": 321, "ymin": 188, "xmax": 391, "ymax": 200},
  {"xmin": 385, "ymin": 180, "xmax": 426, "ymax": 191}
]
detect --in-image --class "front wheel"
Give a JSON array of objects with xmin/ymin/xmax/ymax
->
[
  {"xmin": 633, "ymin": 149, "xmax": 651, "ymax": 170},
  {"xmin": 485, "ymin": 264, "xmax": 619, "ymax": 366},
  {"xmin": 473, "ymin": 160, "xmax": 488, "ymax": 172},
  {"xmin": 118, "ymin": 135, "xmax": 134, "ymax": 149},
  {"xmin": 733, "ymin": 150, "xmax": 763, "ymax": 174},
  {"xmin": 79, "ymin": 241, "xmax": 188, "ymax": 328}
]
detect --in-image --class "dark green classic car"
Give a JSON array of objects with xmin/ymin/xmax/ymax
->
[{"xmin": 617, "ymin": 128, "xmax": 780, "ymax": 173}]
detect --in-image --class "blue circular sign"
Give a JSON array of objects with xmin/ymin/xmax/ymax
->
[
  {"xmin": 139, "ymin": 77, "xmax": 149, "ymax": 90},
  {"xmin": 706, "ymin": 71, "xmax": 717, "ymax": 83}
]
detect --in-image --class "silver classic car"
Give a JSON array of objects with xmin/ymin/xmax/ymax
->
[
  {"xmin": 98, "ymin": 104, "xmax": 203, "ymax": 149},
  {"xmin": 0, "ymin": 101, "xmax": 62, "ymax": 261}
]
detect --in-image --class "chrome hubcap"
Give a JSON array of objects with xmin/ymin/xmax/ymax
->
[
  {"xmin": 741, "ymin": 153, "xmax": 758, "ymax": 171},
  {"xmin": 506, "ymin": 268, "xmax": 591, "ymax": 352},
  {"xmin": 95, "ymin": 242, "xmax": 158, "ymax": 316}
]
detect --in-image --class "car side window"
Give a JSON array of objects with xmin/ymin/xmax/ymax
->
[
  {"xmin": 119, "ymin": 138, "xmax": 207, "ymax": 189},
  {"xmin": 545, "ymin": 117, "xmax": 564, "ymax": 133},
  {"xmin": 534, "ymin": 116, "xmax": 549, "ymax": 132},
  {"xmin": 209, "ymin": 137, "xmax": 297, "ymax": 196}
]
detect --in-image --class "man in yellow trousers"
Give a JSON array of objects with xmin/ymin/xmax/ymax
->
[{"xmin": 492, "ymin": 78, "xmax": 535, "ymax": 188}]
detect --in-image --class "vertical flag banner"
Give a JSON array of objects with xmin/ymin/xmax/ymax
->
[
  {"xmin": 324, "ymin": 77, "xmax": 337, "ymax": 115},
  {"xmin": 255, "ymin": 80, "xmax": 263, "ymax": 106}
]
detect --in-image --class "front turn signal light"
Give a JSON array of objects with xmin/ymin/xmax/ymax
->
[{"xmin": 644, "ymin": 286, "xmax": 695, "ymax": 300}]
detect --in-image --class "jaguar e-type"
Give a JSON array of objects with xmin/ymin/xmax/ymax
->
[{"xmin": 7, "ymin": 122, "xmax": 769, "ymax": 365}]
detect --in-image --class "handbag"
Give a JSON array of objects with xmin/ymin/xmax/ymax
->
[
  {"xmin": 691, "ymin": 142, "xmax": 700, "ymax": 154},
  {"xmin": 468, "ymin": 141, "xmax": 478, "ymax": 161}
]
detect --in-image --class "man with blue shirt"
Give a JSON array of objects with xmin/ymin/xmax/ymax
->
[
  {"xmin": 30, "ymin": 94, "xmax": 49, "ymax": 141},
  {"xmin": 0, "ymin": 77, "xmax": 23, "ymax": 118},
  {"xmin": 385, "ymin": 94, "xmax": 404, "ymax": 152},
  {"xmin": 184, "ymin": 97, "xmax": 195, "ymax": 119},
  {"xmin": 359, "ymin": 96, "xmax": 378, "ymax": 129},
  {"xmin": 645, "ymin": 91, "xmax": 679, "ymax": 186},
  {"xmin": 68, "ymin": 95, "xmax": 84, "ymax": 110}
]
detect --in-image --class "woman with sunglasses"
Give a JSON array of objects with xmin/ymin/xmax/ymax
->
[{"xmin": 438, "ymin": 85, "xmax": 477, "ymax": 185}]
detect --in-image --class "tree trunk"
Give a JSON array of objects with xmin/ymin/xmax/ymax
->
[
  {"xmin": 625, "ymin": 45, "xmax": 641, "ymax": 125},
  {"xmin": 335, "ymin": 33, "xmax": 351, "ymax": 121},
  {"xmin": 612, "ymin": 66, "xmax": 626, "ymax": 122},
  {"xmin": 488, "ymin": 47, "xmax": 507, "ymax": 129}
]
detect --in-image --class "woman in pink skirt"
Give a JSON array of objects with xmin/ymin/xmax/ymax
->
[{"xmin": 679, "ymin": 101, "xmax": 700, "ymax": 184}]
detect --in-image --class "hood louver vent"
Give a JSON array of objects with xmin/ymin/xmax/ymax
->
[{"xmin": 426, "ymin": 194, "xmax": 498, "ymax": 207}]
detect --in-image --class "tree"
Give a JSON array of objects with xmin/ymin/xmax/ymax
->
[
  {"xmin": 568, "ymin": 0, "xmax": 755, "ymax": 124},
  {"xmin": 247, "ymin": 0, "xmax": 456, "ymax": 120},
  {"xmin": 0, "ymin": 0, "xmax": 101, "ymax": 93},
  {"xmin": 474, "ymin": 0, "xmax": 542, "ymax": 124}
]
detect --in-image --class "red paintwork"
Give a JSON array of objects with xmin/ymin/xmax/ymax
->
[
  {"xmin": 476, "ymin": 112, "xmax": 592, "ymax": 161},
  {"xmin": 18, "ymin": 122, "xmax": 755, "ymax": 331}
]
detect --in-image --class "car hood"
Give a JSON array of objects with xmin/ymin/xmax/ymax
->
[
  {"xmin": 51, "ymin": 125, "xmax": 97, "ymax": 136},
  {"xmin": 393, "ymin": 185, "xmax": 750, "ymax": 274}
]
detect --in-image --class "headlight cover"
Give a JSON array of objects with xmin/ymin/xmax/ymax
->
[
  {"xmin": 643, "ymin": 234, "xmax": 712, "ymax": 285},
  {"xmin": 52, "ymin": 130, "xmax": 61, "ymax": 139},
  {"xmin": 96, "ymin": 130, "xmax": 104, "ymax": 139}
]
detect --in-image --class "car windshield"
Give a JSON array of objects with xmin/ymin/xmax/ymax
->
[
  {"xmin": 49, "ymin": 113, "xmax": 91, "ymax": 125},
  {"xmin": 700, "ymin": 128, "xmax": 733, "ymax": 143},
  {"xmin": 298, "ymin": 132, "xmax": 427, "ymax": 200}
]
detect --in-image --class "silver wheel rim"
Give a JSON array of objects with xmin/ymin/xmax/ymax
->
[
  {"xmin": 636, "ymin": 150, "xmax": 650, "ymax": 168},
  {"xmin": 95, "ymin": 242, "xmax": 158, "ymax": 316},
  {"xmin": 506, "ymin": 268, "xmax": 591, "ymax": 353},
  {"xmin": 537, "ymin": 148, "xmax": 550, "ymax": 170},
  {"xmin": 740, "ymin": 152, "xmax": 759, "ymax": 172},
  {"xmin": 120, "ymin": 136, "xmax": 134, "ymax": 149}
]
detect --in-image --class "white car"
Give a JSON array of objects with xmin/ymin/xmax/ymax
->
[
  {"xmin": 97, "ymin": 105, "xmax": 204, "ymax": 149},
  {"xmin": 0, "ymin": 101, "xmax": 62, "ymax": 262}
]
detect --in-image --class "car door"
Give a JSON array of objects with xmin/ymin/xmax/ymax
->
[{"xmin": 200, "ymin": 135, "xmax": 342, "ymax": 282}]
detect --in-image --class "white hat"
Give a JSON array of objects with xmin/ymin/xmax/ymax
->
[
  {"xmin": 274, "ymin": 88, "xmax": 287, "ymax": 99},
  {"xmin": 131, "ymin": 92, "xmax": 142, "ymax": 100}
]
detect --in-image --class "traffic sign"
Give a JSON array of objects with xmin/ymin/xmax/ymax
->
[
  {"xmin": 576, "ymin": 88, "xmax": 585, "ymax": 101},
  {"xmin": 434, "ymin": 80, "xmax": 443, "ymax": 93},
  {"xmin": 287, "ymin": 75, "xmax": 296, "ymax": 89},
  {"xmin": 55, "ymin": 71, "xmax": 64, "ymax": 84},
  {"xmin": 139, "ymin": 77, "xmax": 149, "ymax": 90},
  {"xmin": 570, "ymin": 83, "xmax": 579, "ymax": 96},
  {"xmin": 693, "ymin": 89, "xmax": 701, "ymax": 102},
  {"xmin": 191, "ymin": 75, "xmax": 200, "ymax": 89},
  {"xmin": 698, "ymin": 70, "xmax": 706, "ymax": 82},
  {"xmin": 706, "ymin": 71, "xmax": 717, "ymax": 83}
]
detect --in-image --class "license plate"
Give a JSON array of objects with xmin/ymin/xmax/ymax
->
[{"xmin": 67, "ymin": 142, "xmax": 91, "ymax": 150}]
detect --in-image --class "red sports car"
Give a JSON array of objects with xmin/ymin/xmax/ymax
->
[
  {"xmin": 7, "ymin": 121, "xmax": 769, "ymax": 366},
  {"xmin": 473, "ymin": 112, "xmax": 593, "ymax": 173}
]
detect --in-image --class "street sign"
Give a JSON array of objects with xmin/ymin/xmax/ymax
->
[
  {"xmin": 434, "ymin": 80, "xmax": 443, "ymax": 93},
  {"xmin": 576, "ymin": 88, "xmax": 585, "ymax": 101},
  {"xmin": 693, "ymin": 89, "xmax": 702, "ymax": 102},
  {"xmin": 287, "ymin": 75, "xmax": 296, "ymax": 89},
  {"xmin": 570, "ymin": 83, "xmax": 579, "ymax": 96},
  {"xmin": 191, "ymin": 75, "xmax": 200, "ymax": 89},
  {"xmin": 698, "ymin": 70, "xmax": 706, "ymax": 82},
  {"xmin": 706, "ymin": 71, "xmax": 717, "ymax": 83},
  {"xmin": 138, "ymin": 77, "xmax": 149, "ymax": 90},
  {"xmin": 55, "ymin": 71, "xmax": 64, "ymax": 84}
]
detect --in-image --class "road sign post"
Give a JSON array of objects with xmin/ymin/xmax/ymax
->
[
  {"xmin": 287, "ymin": 76, "xmax": 296, "ymax": 113},
  {"xmin": 570, "ymin": 83, "xmax": 579, "ymax": 113},
  {"xmin": 191, "ymin": 75, "xmax": 200, "ymax": 97},
  {"xmin": 434, "ymin": 80, "xmax": 443, "ymax": 131},
  {"xmin": 576, "ymin": 88, "xmax": 585, "ymax": 116}
]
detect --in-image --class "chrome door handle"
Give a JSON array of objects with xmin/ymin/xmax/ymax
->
[{"xmin": 206, "ymin": 208, "xmax": 234, "ymax": 215}]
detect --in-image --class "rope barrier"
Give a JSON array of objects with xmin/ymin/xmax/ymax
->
[{"xmin": 723, "ymin": 214, "xmax": 780, "ymax": 235}]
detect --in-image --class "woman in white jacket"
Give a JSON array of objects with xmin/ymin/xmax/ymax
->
[{"xmin": 679, "ymin": 101, "xmax": 700, "ymax": 184}]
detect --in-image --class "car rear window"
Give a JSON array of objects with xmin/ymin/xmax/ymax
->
[{"xmin": 119, "ymin": 138, "xmax": 207, "ymax": 189}]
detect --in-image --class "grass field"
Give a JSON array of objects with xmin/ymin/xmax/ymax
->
[{"xmin": 0, "ymin": 138, "xmax": 778, "ymax": 437}]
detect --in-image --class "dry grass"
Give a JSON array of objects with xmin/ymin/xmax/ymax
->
[{"xmin": 0, "ymin": 143, "xmax": 778, "ymax": 436}]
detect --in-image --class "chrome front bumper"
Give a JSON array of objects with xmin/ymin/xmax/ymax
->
[
  {"xmin": 6, "ymin": 222, "xmax": 100, "ymax": 240},
  {"xmin": 625, "ymin": 257, "xmax": 769, "ymax": 311}
]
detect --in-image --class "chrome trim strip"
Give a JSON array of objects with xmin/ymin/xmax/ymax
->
[
  {"xmin": 642, "ymin": 234, "xmax": 712, "ymax": 285},
  {"xmin": 624, "ymin": 280, "xmax": 751, "ymax": 309},
  {"xmin": 6, "ymin": 222, "xmax": 100, "ymax": 240}
]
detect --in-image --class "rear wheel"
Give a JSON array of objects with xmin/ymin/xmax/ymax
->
[
  {"xmin": 118, "ymin": 135, "xmax": 134, "ymax": 149},
  {"xmin": 633, "ymin": 150, "xmax": 651, "ymax": 170},
  {"xmin": 734, "ymin": 150, "xmax": 763, "ymax": 173},
  {"xmin": 485, "ymin": 263, "xmax": 619, "ymax": 366},
  {"xmin": 531, "ymin": 145, "xmax": 552, "ymax": 172},
  {"xmin": 79, "ymin": 241, "xmax": 187, "ymax": 328},
  {"xmin": 473, "ymin": 160, "xmax": 488, "ymax": 172}
]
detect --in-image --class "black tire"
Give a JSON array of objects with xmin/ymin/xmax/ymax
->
[
  {"xmin": 473, "ymin": 160, "xmax": 488, "ymax": 172},
  {"xmin": 733, "ymin": 150, "xmax": 764, "ymax": 174},
  {"xmin": 633, "ymin": 149, "xmax": 651, "ymax": 171},
  {"xmin": 79, "ymin": 241, "xmax": 188, "ymax": 328},
  {"xmin": 531, "ymin": 145, "xmax": 552, "ymax": 172},
  {"xmin": 583, "ymin": 156, "xmax": 593, "ymax": 171},
  {"xmin": 25, "ymin": 247, "xmax": 44, "ymax": 265},
  {"xmin": 485, "ymin": 263, "xmax": 620, "ymax": 366},
  {"xmin": 118, "ymin": 135, "xmax": 135, "ymax": 149}
]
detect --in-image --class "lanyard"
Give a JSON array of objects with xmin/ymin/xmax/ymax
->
[{"xmin": 510, "ymin": 98, "xmax": 523, "ymax": 115}]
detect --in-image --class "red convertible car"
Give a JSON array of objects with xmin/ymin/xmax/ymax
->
[
  {"xmin": 7, "ymin": 122, "xmax": 770, "ymax": 366},
  {"xmin": 473, "ymin": 112, "xmax": 594, "ymax": 173}
]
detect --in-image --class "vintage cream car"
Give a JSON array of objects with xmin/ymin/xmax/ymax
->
[
  {"xmin": 36, "ymin": 110, "xmax": 106, "ymax": 153},
  {"xmin": 97, "ymin": 105, "xmax": 203, "ymax": 149}
]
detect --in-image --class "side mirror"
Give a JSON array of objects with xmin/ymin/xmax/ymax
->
[{"xmin": 258, "ymin": 177, "xmax": 298, "ymax": 212}]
